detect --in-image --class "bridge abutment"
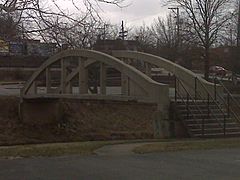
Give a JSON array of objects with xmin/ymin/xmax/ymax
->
[{"xmin": 19, "ymin": 98, "xmax": 174, "ymax": 139}]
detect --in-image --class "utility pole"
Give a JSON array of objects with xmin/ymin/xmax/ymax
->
[
  {"xmin": 119, "ymin": 21, "xmax": 128, "ymax": 40},
  {"xmin": 96, "ymin": 24, "xmax": 109, "ymax": 40},
  {"xmin": 168, "ymin": 7, "xmax": 180, "ymax": 48}
]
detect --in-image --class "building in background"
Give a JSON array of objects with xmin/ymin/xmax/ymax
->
[
  {"xmin": 93, "ymin": 38, "xmax": 139, "ymax": 53},
  {"xmin": 0, "ymin": 38, "xmax": 57, "ymax": 57},
  {"xmin": 0, "ymin": 39, "xmax": 9, "ymax": 54}
]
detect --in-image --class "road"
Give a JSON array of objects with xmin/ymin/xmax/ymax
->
[
  {"xmin": 1, "ymin": 147, "xmax": 240, "ymax": 180},
  {"xmin": 0, "ymin": 83, "xmax": 176, "ymax": 98},
  {"xmin": 0, "ymin": 83, "xmax": 22, "ymax": 96}
]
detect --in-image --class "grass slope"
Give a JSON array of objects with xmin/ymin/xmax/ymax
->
[
  {"xmin": 0, "ymin": 141, "xmax": 108, "ymax": 158},
  {"xmin": 134, "ymin": 138, "xmax": 240, "ymax": 154}
]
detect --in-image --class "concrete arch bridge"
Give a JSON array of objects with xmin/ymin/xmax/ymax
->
[{"xmin": 20, "ymin": 49, "xmax": 240, "ymax": 138}]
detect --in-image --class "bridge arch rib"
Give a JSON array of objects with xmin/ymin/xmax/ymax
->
[
  {"xmin": 21, "ymin": 49, "xmax": 169, "ymax": 107},
  {"xmin": 111, "ymin": 50, "xmax": 222, "ymax": 97}
]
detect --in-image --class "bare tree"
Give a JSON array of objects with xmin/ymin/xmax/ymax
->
[
  {"xmin": 0, "ymin": 0, "xmax": 125, "ymax": 44},
  {"xmin": 151, "ymin": 15, "xmax": 179, "ymax": 54},
  {"xmin": 220, "ymin": 0, "xmax": 240, "ymax": 46},
  {"xmin": 133, "ymin": 23, "xmax": 155, "ymax": 51},
  {"xmin": 102, "ymin": 24, "xmax": 120, "ymax": 39},
  {"xmin": 150, "ymin": 13, "xmax": 201, "ymax": 67},
  {"xmin": 0, "ymin": 11, "xmax": 21, "ymax": 40},
  {"xmin": 168, "ymin": 0, "xmax": 234, "ymax": 80}
]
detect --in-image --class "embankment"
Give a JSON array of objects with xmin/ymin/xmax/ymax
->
[{"xmin": 0, "ymin": 96, "xmax": 156, "ymax": 145}]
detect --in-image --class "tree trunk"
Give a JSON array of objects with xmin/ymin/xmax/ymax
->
[{"xmin": 204, "ymin": 47, "xmax": 210, "ymax": 81}]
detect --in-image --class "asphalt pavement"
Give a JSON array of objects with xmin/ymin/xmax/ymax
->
[{"xmin": 1, "ymin": 147, "xmax": 240, "ymax": 180}]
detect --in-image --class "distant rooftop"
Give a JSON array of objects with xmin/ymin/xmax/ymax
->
[{"xmin": 93, "ymin": 39, "xmax": 139, "ymax": 53}]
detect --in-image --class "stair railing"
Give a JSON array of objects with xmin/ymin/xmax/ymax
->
[
  {"xmin": 214, "ymin": 78, "xmax": 240, "ymax": 123},
  {"xmin": 195, "ymin": 78, "xmax": 227, "ymax": 135},
  {"xmin": 174, "ymin": 76, "xmax": 206, "ymax": 136}
]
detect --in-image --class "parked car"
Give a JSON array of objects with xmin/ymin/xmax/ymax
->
[
  {"xmin": 232, "ymin": 73, "xmax": 240, "ymax": 85},
  {"xmin": 209, "ymin": 66, "xmax": 227, "ymax": 77}
]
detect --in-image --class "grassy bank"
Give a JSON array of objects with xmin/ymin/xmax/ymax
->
[
  {"xmin": 133, "ymin": 138, "xmax": 240, "ymax": 154},
  {"xmin": 2, "ymin": 138, "xmax": 240, "ymax": 158},
  {"xmin": 0, "ymin": 141, "xmax": 109, "ymax": 158},
  {"xmin": 0, "ymin": 139, "xmax": 158, "ymax": 158}
]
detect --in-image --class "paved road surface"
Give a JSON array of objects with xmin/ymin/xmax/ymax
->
[
  {"xmin": 0, "ymin": 84, "xmax": 176, "ymax": 98},
  {"xmin": 0, "ymin": 84, "xmax": 22, "ymax": 96},
  {"xmin": 0, "ymin": 84, "xmax": 123, "ymax": 96},
  {"xmin": 1, "ymin": 146, "xmax": 240, "ymax": 180}
]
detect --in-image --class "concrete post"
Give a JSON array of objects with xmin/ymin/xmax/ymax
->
[
  {"xmin": 65, "ymin": 81, "xmax": 72, "ymax": 94},
  {"xmin": 153, "ymin": 104, "xmax": 171, "ymax": 138},
  {"xmin": 151, "ymin": 85, "xmax": 171, "ymax": 138},
  {"xmin": 121, "ymin": 73, "xmax": 129, "ymax": 95},
  {"xmin": 28, "ymin": 81, "xmax": 37, "ymax": 94},
  {"xmin": 100, "ymin": 62, "xmax": 106, "ymax": 95},
  {"xmin": 46, "ymin": 67, "xmax": 51, "ymax": 93},
  {"xmin": 145, "ymin": 62, "xmax": 151, "ymax": 77},
  {"xmin": 121, "ymin": 58, "xmax": 129, "ymax": 96},
  {"xmin": 79, "ymin": 57, "xmax": 88, "ymax": 94},
  {"xmin": 61, "ymin": 58, "xmax": 67, "ymax": 94},
  {"xmin": 129, "ymin": 80, "xmax": 145, "ymax": 97}
]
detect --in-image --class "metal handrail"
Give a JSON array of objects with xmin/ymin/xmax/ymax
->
[
  {"xmin": 216, "ymin": 78, "xmax": 240, "ymax": 108},
  {"xmin": 195, "ymin": 82, "xmax": 226, "ymax": 129},
  {"xmin": 175, "ymin": 77, "xmax": 206, "ymax": 135},
  {"xmin": 217, "ymin": 80, "xmax": 240, "ymax": 109},
  {"xmin": 214, "ymin": 87, "xmax": 240, "ymax": 122},
  {"xmin": 196, "ymin": 78, "xmax": 227, "ymax": 134},
  {"xmin": 214, "ymin": 78, "xmax": 240, "ymax": 123},
  {"xmin": 180, "ymin": 78, "xmax": 225, "ymax": 130}
]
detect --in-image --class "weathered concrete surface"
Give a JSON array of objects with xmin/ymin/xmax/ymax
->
[
  {"xmin": 22, "ymin": 49, "xmax": 169, "ymax": 107},
  {"xmin": 20, "ymin": 49, "xmax": 173, "ymax": 138},
  {"xmin": 112, "ymin": 50, "xmax": 223, "ymax": 98},
  {"xmin": 1, "ymin": 148, "xmax": 240, "ymax": 180}
]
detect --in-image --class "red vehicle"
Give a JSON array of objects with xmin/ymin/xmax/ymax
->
[{"xmin": 209, "ymin": 66, "xmax": 227, "ymax": 77}]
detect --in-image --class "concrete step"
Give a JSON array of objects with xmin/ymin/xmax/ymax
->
[
  {"xmin": 184, "ymin": 118, "xmax": 232, "ymax": 124},
  {"xmin": 178, "ymin": 109, "xmax": 226, "ymax": 114},
  {"xmin": 175, "ymin": 98, "xmax": 240, "ymax": 138},
  {"xmin": 181, "ymin": 113, "xmax": 227, "ymax": 119},
  {"xmin": 190, "ymin": 127, "xmax": 240, "ymax": 134},
  {"xmin": 175, "ymin": 99, "xmax": 221, "ymax": 103},
  {"xmin": 187, "ymin": 122, "xmax": 240, "ymax": 129},
  {"xmin": 193, "ymin": 131, "xmax": 240, "ymax": 138},
  {"xmin": 176, "ymin": 105, "xmax": 225, "ymax": 111},
  {"xmin": 176, "ymin": 103, "xmax": 225, "ymax": 107}
]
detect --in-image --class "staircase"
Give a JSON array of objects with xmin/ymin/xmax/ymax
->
[
  {"xmin": 176, "ymin": 100, "xmax": 240, "ymax": 138},
  {"xmin": 174, "ymin": 77, "xmax": 240, "ymax": 138}
]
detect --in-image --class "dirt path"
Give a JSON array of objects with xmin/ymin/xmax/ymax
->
[{"xmin": 95, "ymin": 142, "xmax": 153, "ymax": 156}]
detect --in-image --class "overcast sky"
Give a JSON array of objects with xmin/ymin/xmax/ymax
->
[
  {"xmin": 99, "ymin": 0, "xmax": 168, "ymax": 27},
  {"xmin": 59, "ymin": 0, "xmax": 168, "ymax": 27}
]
